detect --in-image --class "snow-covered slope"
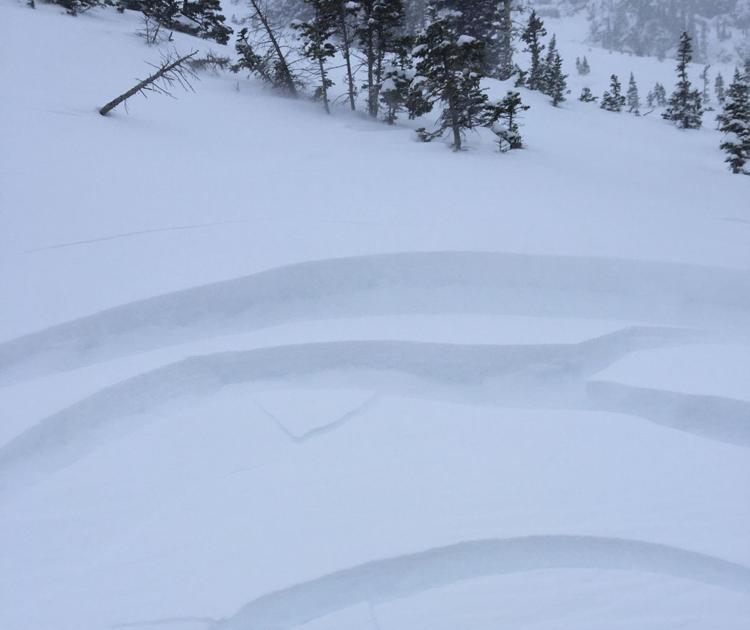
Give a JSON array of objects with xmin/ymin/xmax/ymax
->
[{"xmin": 1, "ymin": 3, "xmax": 749, "ymax": 630}]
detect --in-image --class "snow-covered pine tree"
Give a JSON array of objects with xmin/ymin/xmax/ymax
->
[
  {"xmin": 521, "ymin": 9, "xmax": 547, "ymax": 92},
  {"xmin": 579, "ymin": 86, "xmax": 597, "ymax": 102},
  {"xmin": 231, "ymin": 2, "xmax": 299, "ymax": 96},
  {"xmin": 482, "ymin": 91, "xmax": 530, "ymax": 151},
  {"xmin": 233, "ymin": 28, "xmax": 266, "ymax": 80},
  {"xmin": 700, "ymin": 64, "xmax": 712, "ymax": 110},
  {"xmin": 662, "ymin": 32, "xmax": 703, "ymax": 129},
  {"xmin": 138, "ymin": 0, "xmax": 178, "ymax": 32},
  {"xmin": 581, "ymin": 55, "xmax": 591, "ymax": 75},
  {"xmin": 293, "ymin": 0, "xmax": 338, "ymax": 114},
  {"xmin": 355, "ymin": 0, "xmax": 406, "ymax": 118},
  {"xmin": 130, "ymin": 0, "xmax": 231, "ymax": 44},
  {"xmin": 514, "ymin": 65, "xmax": 528, "ymax": 88},
  {"xmin": 715, "ymin": 72, "xmax": 726, "ymax": 105},
  {"xmin": 181, "ymin": 1, "xmax": 232, "ymax": 44},
  {"xmin": 333, "ymin": 0, "xmax": 358, "ymax": 111},
  {"xmin": 653, "ymin": 82, "xmax": 668, "ymax": 106},
  {"xmin": 496, "ymin": 0, "xmax": 517, "ymax": 80},
  {"xmin": 601, "ymin": 74, "xmax": 625, "ymax": 112},
  {"xmin": 541, "ymin": 34, "xmax": 557, "ymax": 94},
  {"xmin": 379, "ymin": 40, "xmax": 413, "ymax": 123},
  {"xmin": 408, "ymin": 5, "xmax": 487, "ymax": 150},
  {"xmin": 57, "ymin": 0, "xmax": 102, "ymax": 15},
  {"xmin": 543, "ymin": 37, "xmax": 567, "ymax": 107},
  {"xmin": 445, "ymin": 0, "xmax": 503, "ymax": 77},
  {"xmin": 717, "ymin": 68, "xmax": 750, "ymax": 174},
  {"xmin": 627, "ymin": 72, "xmax": 641, "ymax": 115}
]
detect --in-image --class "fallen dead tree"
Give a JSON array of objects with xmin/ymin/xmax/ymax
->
[{"xmin": 99, "ymin": 49, "xmax": 198, "ymax": 116}]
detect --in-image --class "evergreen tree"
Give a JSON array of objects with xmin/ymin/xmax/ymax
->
[
  {"xmin": 717, "ymin": 69, "xmax": 750, "ymax": 174},
  {"xmin": 652, "ymin": 82, "xmax": 668, "ymax": 106},
  {"xmin": 57, "ymin": 0, "xmax": 102, "ymax": 15},
  {"xmin": 601, "ymin": 74, "xmax": 626, "ymax": 112},
  {"xmin": 334, "ymin": 0, "xmax": 359, "ymax": 111},
  {"xmin": 355, "ymin": 0, "xmax": 406, "ymax": 118},
  {"xmin": 448, "ymin": 0, "xmax": 505, "ymax": 77},
  {"xmin": 409, "ymin": 5, "xmax": 487, "ymax": 150},
  {"xmin": 134, "ymin": 0, "xmax": 178, "ymax": 33},
  {"xmin": 181, "ymin": 0, "xmax": 232, "ymax": 44},
  {"xmin": 581, "ymin": 55, "xmax": 591, "ymax": 75},
  {"xmin": 579, "ymin": 86, "xmax": 597, "ymax": 103},
  {"xmin": 541, "ymin": 35, "xmax": 557, "ymax": 94},
  {"xmin": 293, "ymin": 0, "xmax": 338, "ymax": 114},
  {"xmin": 482, "ymin": 91, "xmax": 530, "ymax": 151},
  {"xmin": 715, "ymin": 72, "xmax": 726, "ymax": 105},
  {"xmin": 626, "ymin": 72, "xmax": 641, "ymax": 115},
  {"xmin": 379, "ymin": 42, "xmax": 413, "ymax": 124},
  {"xmin": 662, "ymin": 32, "xmax": 703, "ymax": 129},
  {"xmin": 128, "ymin": 0, "xmax": 232, "ymax": 43},
  {"xmin": 575, "ymin": 55, "xmax": 591, "ymax": 76},
  {"xmin": 513, "ymin": 65, "xmax": 528, "ymax": 88},
  {"xmin": 700, "ymin": 64, "xmax": 712, "ymax": 110},
  {"xmin": 415, "ymin": 1, "xmax": 518, "ymax": 79},
  {"xmin": 543, "ymin": 37, "xmax": 567, "ymax": 107},
  {"xmin": 521, "ymin": 10, "xmax": 547, "ymax": 91},
  {"xmin": 496, "ymin": 0, "xmax": 516, "ymax": 80}
]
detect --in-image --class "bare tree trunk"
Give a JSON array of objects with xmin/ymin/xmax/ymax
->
[
  {"xmin": 497, "ymin": 0, "xmax": 514, "ymax": 80},
  {"xmin": 374, "ymin": 44, "xmax": 384, "ymax": 119},
  {"xmin": 451, "ymin": 115, "xmax": 462, "ymax": 151},
  {"xmin": 318, "ymin": 57, "xmax": 330, "ymax": 115},
  {"xmin": 99, "ymin": 51, "xmax": 197, "ymax": 116},
  {"xmin": 366, "ymin": 29, "xmax": 377, "ymax": 117},
  {"xmin": 249, "ymin": 0, "xmax": 297, "ymax": 97},
  {"xmin": 338, "ymin": 8, "xmax": 356, "ymax": 111}
]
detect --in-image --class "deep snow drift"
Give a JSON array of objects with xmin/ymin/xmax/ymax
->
[{"xmin": 0, "ymin": 3, "xmax": 749, "ymax": 630}]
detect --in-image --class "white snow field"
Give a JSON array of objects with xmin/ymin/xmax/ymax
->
[{"xmin": 1, "ymin": 2, "xmax": 749, "ymax": 630}]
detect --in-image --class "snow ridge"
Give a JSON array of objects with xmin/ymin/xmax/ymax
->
[
  {"xmin": 0, "ymin": 326, "xmax": 718, "ymax": 499},
  {"xmin": 1, "ymin": 252, "xmax": 748, "ymax": 385},
  {"xmin": 216, "ymin": 536, "xmax": 750, "ymax": 630}
]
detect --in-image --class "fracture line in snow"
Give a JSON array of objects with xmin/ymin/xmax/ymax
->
[
  {"xmin": 587, "ymin": 380, "xmax": 750, "ymax": 447},
  {"xmin": 21, "ymin": 217, "xmax": 379, "ymax": 255},
  {"xmin": 215, "ymin": 536, "xmax": 750, "ymax": 630},
  {"xmin": 256, "ymin": 393, "xmax": 382, "ymax": 443},
  {"xmin": 112, "ymin": 616, "xmax": 218, "ymax": 628},
  {"xmin": 2, "ymin": 251, "xmax": 748, "ymax": 385},
  {"xmin": 0, "ymin": 328, "xmax": 721, "ymax": 499},
  {"xmin": 22, "ymin": 220, "xmax": 250, "ymax": 253}
]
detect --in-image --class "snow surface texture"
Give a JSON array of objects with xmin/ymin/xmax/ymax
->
[{"xmin": 1, "ymin": 3, "xmax": 749, "ymax": 630}]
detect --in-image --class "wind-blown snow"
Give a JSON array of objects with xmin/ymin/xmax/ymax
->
[{"xmin": 0, "ymin": 3, "xmax": 748, "ymax": 630}]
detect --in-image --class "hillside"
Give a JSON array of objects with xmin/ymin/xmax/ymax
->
[{"xmin": 0, "ymin": 3, "xmax": 749, "ymax": 630}]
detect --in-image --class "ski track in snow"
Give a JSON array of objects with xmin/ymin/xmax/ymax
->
[
  {"xmin": 0, "ymin": 326, "xmax": 729, "ymax": 499},
  {"xmin": 1, "ymin": 251, "xmax": 749, "ymax": 386},
  {"xmin": 213, "ymin": 536, "xmax": 750, "ymax": 630}
]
